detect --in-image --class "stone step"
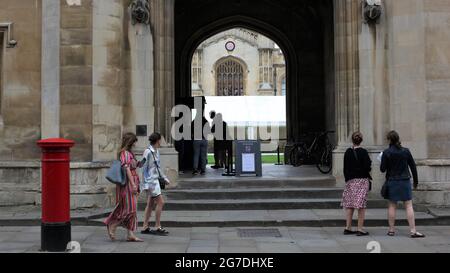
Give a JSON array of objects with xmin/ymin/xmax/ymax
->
[
  {"xmin": 87, "ymin": 209, "xmax": 448, "ymax": 228},
  {"xmin": 165, "ymin": 187, "xmax": 343, "ymax": 200},
  {"xmin": 175, "ymin": 177, "xmax": 336, "ymax": 189},
  {"xmin": 138, "ymin": 198, "xmax": 388, "ymax": 211}
]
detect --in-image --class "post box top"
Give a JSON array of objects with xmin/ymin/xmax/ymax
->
[{"xmin": 37, "ymin": 138, "xmax": 75, "ymax": 148}]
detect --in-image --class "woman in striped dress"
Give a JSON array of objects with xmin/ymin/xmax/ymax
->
[{"xmin": 104, "ymin": 133, "xmax": 143, "ymax": 242}]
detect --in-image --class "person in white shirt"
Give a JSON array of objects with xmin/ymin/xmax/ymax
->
[{"xmin": 140, "ymin": 133, "xmax": 171, "ymax": 236}]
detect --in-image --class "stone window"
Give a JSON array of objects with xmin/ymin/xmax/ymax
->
[
  {"xmin": 216, "ymin": 58, "xmax": 244, "ymax": 96},
  {"xmin": 259, "ymin": 49, "xmax": 273, "ymax": 90},
  {"xmin": 192, "ymin": 49, "xmax": 203, "ymax": 92}
]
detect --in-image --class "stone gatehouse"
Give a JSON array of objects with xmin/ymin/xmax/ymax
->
[{"xmin": 0, "ymin": 0, "xmax": 449, "ymax": 208}]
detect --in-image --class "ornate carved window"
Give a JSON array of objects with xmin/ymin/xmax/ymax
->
[{"xmin": 216, "ymin": 58, "xmax": 244, "ymax": 96}]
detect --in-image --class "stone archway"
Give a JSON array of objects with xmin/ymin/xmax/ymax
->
[
  {"xmin": 175, "ymin": 1, "xmax": 332, "ymax": 144},
  {"xmin": 152, "ymin": 0, "xmax": 361, "ymax": 149}
]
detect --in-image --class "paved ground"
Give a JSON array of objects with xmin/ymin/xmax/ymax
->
[{"xmin": 1, "ymin": 226, "xmax": 449, "ymax": 253}]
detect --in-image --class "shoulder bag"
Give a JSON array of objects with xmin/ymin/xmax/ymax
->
[{"xmin": 149, "ymin": 149, "xmax": 167, "ymax": 190}]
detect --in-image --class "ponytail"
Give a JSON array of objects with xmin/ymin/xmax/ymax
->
[{"xmin": 387, "ymin": 130, "xmax": 402, "ymax": 149}]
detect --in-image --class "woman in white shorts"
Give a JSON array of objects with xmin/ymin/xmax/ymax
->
[{"xmin": 140, "ymin": 133, "xmax": 171, "ymax": 236}]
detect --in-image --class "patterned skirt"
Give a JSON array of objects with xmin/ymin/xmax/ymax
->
[
  {"xmin": 341, "ymin": 178, "xmax": 370, "ymax": 209},
  {"xmin": 104, "ymin": 176, "xmax": 138, "ymax": 231}
]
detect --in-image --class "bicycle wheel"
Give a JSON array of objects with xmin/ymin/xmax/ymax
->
[
  {"xmin": 316, "ymin": 144, "xmax": 333, "ymax": 174},
  {"xmin": 289, "ymin": 146, "xmax": 304, "ymax": 167}
]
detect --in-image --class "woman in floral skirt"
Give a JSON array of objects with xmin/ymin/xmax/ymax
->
[
  {"xmin": 341, "ymin": 132, "xmax": 372, "ymax": 236},
  {"xmin": 104, "ymin": 133, "xmax": 143, "ymax": 242}
]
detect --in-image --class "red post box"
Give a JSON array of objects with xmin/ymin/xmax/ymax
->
[{"xmin": 37, "ymin": 138, "xmax": 75, "ymax": 252}]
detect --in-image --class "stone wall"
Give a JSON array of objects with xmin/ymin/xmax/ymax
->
[
  {"xmin": 92, "ymin": 0, "xmax": 125, "ymax": 161},
  {"xmin": 0, "ymin": 0, "xmax": 42, "ymax": 161},
  {"xmin": 60, "ymin": 0, "xmax": 93, "ymax": 161},
  {"xmin": 334, "ymin": 0, "xmax": 450, "ymax": 206},
  {"xmin": 424, "ymin": 1, "xmax": 450, "ymax": 159}
]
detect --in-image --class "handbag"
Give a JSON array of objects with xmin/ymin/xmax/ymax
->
[
  {"xmin": 149, "ymin": 149, "xmax": 167, "ymax": 190},
  {"xmin": 106, "ymin": 159, "xmax": 127, "ymax": 186},
  {"xmin": 381, "ymin": 181, "xmax": 389, "ymax": 199}
]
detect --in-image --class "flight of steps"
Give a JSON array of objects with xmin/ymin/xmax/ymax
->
[
  {"xmin": 145, "ymin": 177, "xmax": 386, "ymax": 211},
  {"xmin": 129, "ymin": 176, "xmax": 439, "ymax": 227}
]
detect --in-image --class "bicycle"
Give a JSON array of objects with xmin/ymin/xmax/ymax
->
[{"xmin": 288, "ymin": 131, "xmax": 335, "ymax": 174}]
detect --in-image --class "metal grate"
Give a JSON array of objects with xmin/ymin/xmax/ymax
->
[{"xmin": 237, "ymin": 228, "xmax": 282, "ymax": 238}]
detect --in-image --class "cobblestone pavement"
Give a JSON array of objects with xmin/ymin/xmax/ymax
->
[{"xmin": 0, "ymin": 226, "xmax": 449, "ymax": 253}]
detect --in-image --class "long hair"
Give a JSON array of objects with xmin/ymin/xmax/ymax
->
[
  {"xmin": 387, "ymin": 130, "xmax": 402, "ymax": 149},
  {"xmin": 118, "ymin": 132, "xmax": 138, "ymax": 157}
]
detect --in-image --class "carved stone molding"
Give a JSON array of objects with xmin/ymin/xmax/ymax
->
[
  {"xmin": 130, "ymin": 0, "xmax": 151, "ymax": 25},
  {"xmin": 363, "ymin": 0, "xmax": 382, "ymax": 24}
]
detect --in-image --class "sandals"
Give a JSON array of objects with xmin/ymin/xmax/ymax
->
[
  {"xmin": 410, "ymin": 232, "xmax": 426, "ymax": 239},
  {"xmin": 387, "ymin": 231, "xmax": 395, "ymax": 237},
  {"xmin": 151, "ymin": 227, "xmax": 170, "ymax": 236},
  {"xmin": 127, "ymin": 237, "xmax": 144, "ymax": 242},
  {"xmin": 141, "ymin": 227, "xmax": 152, "ymax": 235}
]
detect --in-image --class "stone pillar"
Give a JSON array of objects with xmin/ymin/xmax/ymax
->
[
  {"xmin": 41, "ymin": 0, "xmax": 61, "ymax": 139},
  {"xmin": 125, "ymin": 5, "xmax": 155, "ymax": 151},
  {"xmin": 151, "ymin": 0, "xmax": 175, "ymax": 144},
  {"xmin": 333, "ymin": 0, "xmax": 361, "ymax": 184},
  {"xmin": 334, "ymin": 0, "xmax": 361, "ymax": 147}
]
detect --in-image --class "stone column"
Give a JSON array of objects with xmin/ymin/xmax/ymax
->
[
  {"xmin": 151, "ymin": 0, "xmax": 175, "ymax": 144},
  {"xmin": 333, "ymin": 0, "xmax": 361, "ymax": 183},
  {"xmin": 334, "ymin": 0, "xmax": 361, "ymax": 147},
  {"xmin": 359, "ymin": 1, "xmax": 389, "ymax": 147},
  {"xmin": 41, "ymin": 0, "xmax": 60, "ymax": 139}
]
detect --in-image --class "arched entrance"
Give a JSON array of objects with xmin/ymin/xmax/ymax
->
[{"xmin": 175, "ymin": 0, "xmax": 336, "ymax": 143}]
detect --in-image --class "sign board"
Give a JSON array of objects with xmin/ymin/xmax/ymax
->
[{"xmin": 235, "ymin": 140, "xmax": 262, "ymax": 177}]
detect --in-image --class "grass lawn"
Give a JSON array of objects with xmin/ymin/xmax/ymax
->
[{"xmin": 207, "ymin": 154, "xmax": 284, "ymax": 164}]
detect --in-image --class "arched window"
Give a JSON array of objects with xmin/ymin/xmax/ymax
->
[{"xmin": 216, "ymin": 58, "xmax": 244, "ymax": 96}]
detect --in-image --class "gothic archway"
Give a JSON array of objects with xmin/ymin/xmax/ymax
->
[{"xmin": 175, "ymin": 0, "xmax": 336, "ymax": 143}]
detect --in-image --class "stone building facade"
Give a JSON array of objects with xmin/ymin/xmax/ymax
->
[{"xmin": 0, "ymin": 0, "xmax": 449, "ymax": 208}]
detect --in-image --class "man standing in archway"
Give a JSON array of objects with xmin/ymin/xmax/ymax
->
[{"xmin": 191, "ymin": 97, "xmax": 210, "ymax": 175}]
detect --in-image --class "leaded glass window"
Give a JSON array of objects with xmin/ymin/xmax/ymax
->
[{"xmin": 216, "ymin": 58, "xmax": 244, "ymax": 96}]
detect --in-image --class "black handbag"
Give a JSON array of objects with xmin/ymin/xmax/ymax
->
[
  {"xmin": 150, "ymin": 149, "xmax": 166, "ymax": 190},
  {"xmin": 381, "ymin": 181, "xmax": 389, "ymax": 199}
]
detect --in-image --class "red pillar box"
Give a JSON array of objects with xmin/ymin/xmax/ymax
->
[{"xmin": 37, "ymin": 138, "xmax": 75, "ymax": 252}]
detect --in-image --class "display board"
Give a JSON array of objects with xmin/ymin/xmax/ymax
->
[{"xmin": 235, "ymin": 140, "xmax": 262, "ymax": 177}]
